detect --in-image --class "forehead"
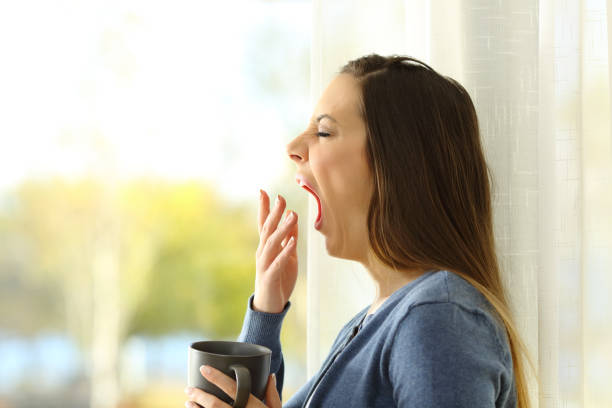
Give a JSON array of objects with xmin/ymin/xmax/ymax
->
[{"xmin": 311, "ymin": 73, "xmax": 362, "ymax": 124}]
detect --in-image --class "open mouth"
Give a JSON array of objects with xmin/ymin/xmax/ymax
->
[
  {"xmin": 301, "ymin": 184, "xmax": 322, "ymax": 224},
  {"xmin": 296, "ymin": 176, "xmax": 323, "ymax": 228}
]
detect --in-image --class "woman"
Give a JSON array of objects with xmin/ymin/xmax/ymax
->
[{"xmin": 184, "ymin": 54, "xmax": 537, "ymax": 407}]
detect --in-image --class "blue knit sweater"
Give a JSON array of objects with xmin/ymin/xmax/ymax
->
[{"xmin": 237, "ymin": 269, "xmax": 517, "ymax": 407}]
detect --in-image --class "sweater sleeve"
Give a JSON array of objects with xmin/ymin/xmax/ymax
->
[
  {"xmin": 386, "ymin": 302, "xmax": 512, "ymax": 407},
  {"xmin": 236, "ymin": 293, "xmax": 291, "ymax": 402}
]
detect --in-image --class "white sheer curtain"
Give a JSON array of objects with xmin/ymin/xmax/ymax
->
[{"xmin": 305, "ymin": 0, "xmax": 612, "ymax": 407}]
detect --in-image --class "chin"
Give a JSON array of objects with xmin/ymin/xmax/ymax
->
[
  {"xmin": 324, "ymin": 238, "xmax": 337, "ymax": 257},
  {"xmin": 321, "ymin": 231, "xmax": 338, "ymax": 257},
  {"xmin": 323, "ymin": 235, "xmax": 355, "ymax": 262}
]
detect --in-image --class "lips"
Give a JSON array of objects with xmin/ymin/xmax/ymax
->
[{"xmin": 295, "ymin": 174, "xmax": 322, "ymax": 227}]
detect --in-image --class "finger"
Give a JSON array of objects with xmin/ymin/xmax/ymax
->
[
  {"xmin": 260, "ymin": 210, "xmax": 297, "ymax": 268},
  {"xmin": 281, "ymin": 222, "xmax": 298, "ymax": 248},
  {"xmin": 258, "ymin": 189, "xmax": 270, "ymax": 235},
  {"xmin": 289, "ymin": 218, "xmax": 298, "ymax": 246},
  {"xmin": 198, "ymin": 365, "xmax": 265, "ymax": 407},
  {"xmin": 200, "ymin": 365, "xmax": 239, "ymax": 403},
  {"xmin": 257, "ymin": 194, "xmax": 286, "ymax": 253},
  {"xmin": 270, "ymin": 233, "xmax": 297, "ymax": 272},
  {"xmin": 265, "ymin": 374, "xmax": 282, "ymax": 408},
  {"xmin": 185, "ymin": 386, "xmax": 231, "ymax": 408},
  {"xmin": 280, "ymin": 210, "xmax": 297, "ymax": 247}
]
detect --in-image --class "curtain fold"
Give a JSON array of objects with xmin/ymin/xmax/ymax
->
[{"xmin": 307, "ymin": 0, "xmax": 612, "ymax": 407}]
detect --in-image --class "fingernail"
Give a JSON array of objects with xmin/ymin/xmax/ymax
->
[
  {"xmin": 184, "ymin": 386, "xmax": 194, "ymax": 395},
  {"xmin": 273, "ymin": 373, "xmax": 277, "ymax": 383},
  {"xmin": 274, "ymin": 195, "xmax": 280, "ymax": 207},
  {"xmin": 259, "ymin": 189, "xmax": 263, "ymax": 200},
  {"xmin": 201, "ymin": 365, "xmax": 212, "ymax": 375},
  {"xmin": 284, "ymin": 211, "xmax": 294, "ymax": 224}
]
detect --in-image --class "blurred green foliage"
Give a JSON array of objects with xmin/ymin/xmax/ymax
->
[
  {"xmin": 121, "ymin": 180, "xmax": 257, "ymax": 337},
  {"xmin": 0, "ymin": 178, "xmax": 260, "ymax": 339}
]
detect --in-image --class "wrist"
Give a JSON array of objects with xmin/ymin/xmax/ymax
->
[{"xmin": 252, "ymin": 296, "xmax": 284, "ymax": 314}]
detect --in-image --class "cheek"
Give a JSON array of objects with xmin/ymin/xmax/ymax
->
[{"xmin": 316, "ymin": 145, "xmax": 371, "ymax": 211}]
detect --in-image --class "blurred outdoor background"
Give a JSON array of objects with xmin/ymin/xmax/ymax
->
[
  {"xmin": 2, "ymin": 0, "xmax": 612, "ymax": 408},
  {"xmin": 0, "ymin": 0, "xmax": 311, "ymax": 407}
]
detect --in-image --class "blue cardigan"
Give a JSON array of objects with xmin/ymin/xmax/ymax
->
[{"xmin": 237, "ymin": 269, "xmax": 517, "ymax": 407}]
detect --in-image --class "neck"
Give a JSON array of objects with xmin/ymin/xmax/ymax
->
[{"xmin": 362, "ymin": 251, "xmax": 428, "ymax": 315}]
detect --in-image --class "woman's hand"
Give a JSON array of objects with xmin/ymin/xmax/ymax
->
[
  {"xmin": 184, "ymin": 365, "xmax": 281, "ymax": 408},
  {"xmin": 253, "ymin": 190, "xmax": 298, "ymax": 314}
]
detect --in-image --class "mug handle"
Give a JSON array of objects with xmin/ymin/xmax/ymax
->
[{"xmin": 229, "ymin": 364, "xmax": 251, "ymax": 408}]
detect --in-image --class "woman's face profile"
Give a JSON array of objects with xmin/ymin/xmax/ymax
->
[{"xmin": 286, "ymin": 73, "xmax": 374, "ymax": 262}]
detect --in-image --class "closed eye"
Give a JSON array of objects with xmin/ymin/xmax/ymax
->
[{"xmin": 317, "ymin": 132, "xmax": 330, "ymax": 137}]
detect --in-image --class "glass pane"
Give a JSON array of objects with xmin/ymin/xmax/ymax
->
[{"xmin": 0, "ymin": 1, "xmax": 310, "ymax": 406}]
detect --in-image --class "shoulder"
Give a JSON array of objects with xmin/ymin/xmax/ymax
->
[
  {"xmin": 385, "ymin": 270, "xmax": 511, "ymax": 363},
  {"xmin": 382, "ymin": 270, "xmax": 516, "ymax": 406}
]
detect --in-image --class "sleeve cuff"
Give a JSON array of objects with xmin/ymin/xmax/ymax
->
[
  {"xmin": 237, "ymin": 294, "xmax": 291, "ymax": 376},
  {"xmin": 237, "ymin": 293, "xmax": 291, "ymax": 346}
]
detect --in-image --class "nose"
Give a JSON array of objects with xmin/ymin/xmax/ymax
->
[{"xmin": 286, "ymin": 135, "xmax": 306, "ymax": 164}]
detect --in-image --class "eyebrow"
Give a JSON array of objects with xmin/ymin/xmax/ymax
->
[{"xmin": 316, "ymin": 113, "xmax": 338, "ymax": 124}]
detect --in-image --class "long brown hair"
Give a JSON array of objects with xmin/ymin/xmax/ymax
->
[{"xmin": 340, "ymin": 54, "xmax": 539, "ymax": 408}]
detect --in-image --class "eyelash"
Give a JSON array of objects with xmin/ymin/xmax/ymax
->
[{"xmin": 317, "ymin": 132, "xmax": 330, "ymax": 138}]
